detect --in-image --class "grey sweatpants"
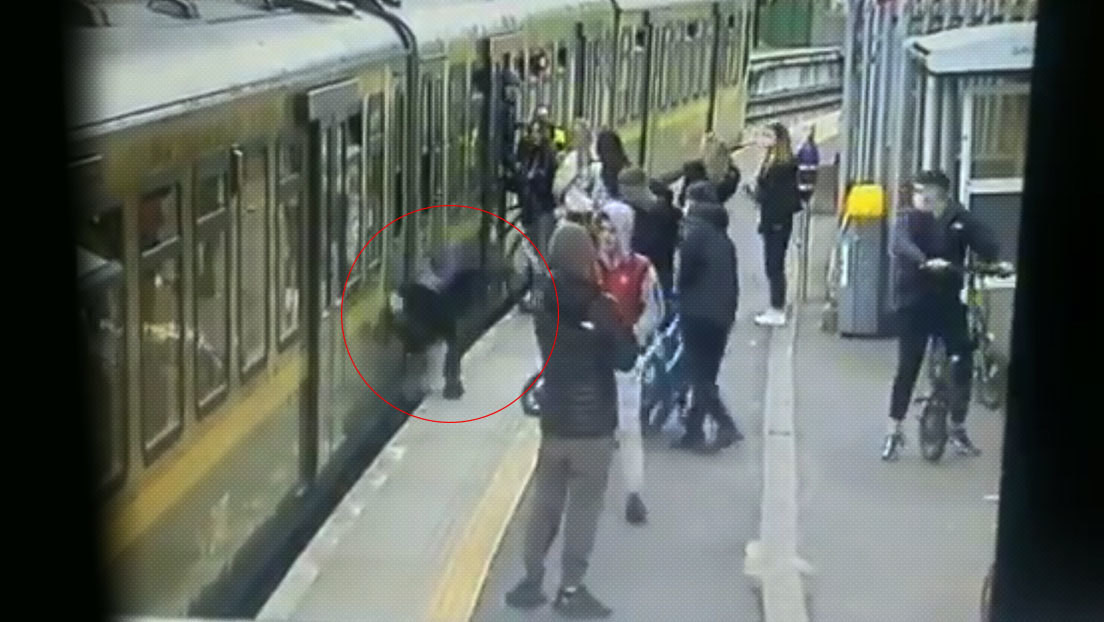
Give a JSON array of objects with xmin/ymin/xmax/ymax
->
[{"xmin": 523, "ymin": 434, "xmax": 616, "ymax": 588}]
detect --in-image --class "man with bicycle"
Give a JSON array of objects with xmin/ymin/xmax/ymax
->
[{"xmin": 882, "ymin": 170, "xmax": 1013, "ymax": 462}]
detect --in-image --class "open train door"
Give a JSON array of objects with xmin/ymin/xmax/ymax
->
[{"xmin": 476, "ymin": 30, "xmax": 529, "ymax": 301}]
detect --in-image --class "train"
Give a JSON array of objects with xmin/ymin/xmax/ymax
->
[{"xmin": 69, "ymin": 0, "xmax": 757, "ymax": 616}]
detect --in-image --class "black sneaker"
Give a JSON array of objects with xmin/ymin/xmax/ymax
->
[
  {"xmin": 716, "ymin": 424, "xmax": 743, "ymax": 448},
  {"xmin": 671, "ymin": 434, "xmax": 707, "ymax": 451},
  {"xmin": 442, "ymin": 380, "xmax": 464, "ymax": 400},
  {"xmin": 505, "ymin": 577, "xmax": 547, "ymax": 609},
  {"xmin": 626, "ymin": 493, "xmax": 648, "ymax": 525},
  {"xmin": 949, "ymin": 428, "xmax": 982, "ymax": 456},
  {"xmin": 881, "ymin": 432, "xmax": 905, "ymax": 462},
  {"xmin": 553, "ymin": 585, "xmax": 612, "ymax": 619}
]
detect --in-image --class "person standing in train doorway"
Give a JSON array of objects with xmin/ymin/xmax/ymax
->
[
  {"xmin": 751, "ymin": 122, "xmax": 803, "ymax": 328},
  {"xmin": 506, "ymin": 221, "xmax": 637, "ymax": 619},
  {"xmin": 595, "ymin": 201, "xmax": 664, "ymax": 525}
]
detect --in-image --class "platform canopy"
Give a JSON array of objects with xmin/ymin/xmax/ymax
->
[{"xmin": 907, "ymin": 21, "xmax": 1036, "ymax": 75}]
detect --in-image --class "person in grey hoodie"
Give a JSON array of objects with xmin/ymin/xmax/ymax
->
[
  {"xmin": 673, "ymin": 180, "xmax": 743, "ymax": 451},
  {"xmin": 506, "ymin": 221, "xmax": 637, "ymax": 619}
]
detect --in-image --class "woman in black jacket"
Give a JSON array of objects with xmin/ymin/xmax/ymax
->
[{"xmin": 752, "ymin": 122, "xmax": 803, "ymax": 327}]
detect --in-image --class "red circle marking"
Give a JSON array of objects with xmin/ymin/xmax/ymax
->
[{"xmin": 340, "ymin": 204, "xmax": 559, "ymax": 423}]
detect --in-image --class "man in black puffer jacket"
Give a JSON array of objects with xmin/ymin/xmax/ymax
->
[
  {"xmin": 506, "ymin": 221, "xmax": 637, "ymax": 619},
  {"xmin": 673, "ymin": 180, "xmax": 743, "ymax": 451}
]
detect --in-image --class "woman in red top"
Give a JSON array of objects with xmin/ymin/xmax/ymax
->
[{"xmin": 595, "ymin": 201, "xmax": 664, "ymax": 525}]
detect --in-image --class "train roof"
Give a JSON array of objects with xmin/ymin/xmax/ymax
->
[
  {"xmin": 68, "ymin": 5, "xmax": 405, "ymax": 135},
  {"xmin": 614, "ymin": 0, "xmax": 730, "ymax": 11},
  {"xmin": 394, "ymin": 0, "xmax": 602, "ymax": 47}
]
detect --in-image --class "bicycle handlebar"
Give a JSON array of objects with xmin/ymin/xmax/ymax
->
[{"xmin": 922, "ymin": 261, "xmax": 1015, "ymax": 278}]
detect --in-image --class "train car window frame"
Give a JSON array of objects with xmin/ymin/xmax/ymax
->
[
  {"xmin": 364, "ymin": 93, "xmax": 386, "ymax": 273},
  {"xmin": 617, "ymin": 27, "xmax": 632, "ymax": 126},
  {"xmin": 234, "ymin": 141, "xmax": 270, "ymax": 379},
  {"xmin": 344, "ymin": 111, "xmax": 364, "ymax": 292},
  {"xmin": 72, "ymin": 153, "xmax": 128, "ymax": 493},
  {"xmin": 192, "ymin": 155, "xmax": 231, "ymax": 416},
  {"xmin": 633, "ymin": 27, "xmax": 647, "ymax": 120},
  {"xmin": 390, "ymin": 78, "xmax": 406, "ymax": 240},
  {"xmin": 137, "ymin": 179, "xmax": 185, "ymax": 465},
  {"xmin": 276, "ymin": 134, "xmax": 304, "ymax": 350}
]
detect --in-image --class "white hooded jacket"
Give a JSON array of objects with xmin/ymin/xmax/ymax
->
[{"xmin": 598, "ymin": 201, "xmax": 665, "ymax": 346}]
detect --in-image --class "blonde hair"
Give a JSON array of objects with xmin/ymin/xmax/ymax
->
[
  {"xmin": 765, "ymin": 123, "xmax": 794, "ymax": 167},
  {"xmin": 700, "ymin": 132, "xmax": 731, "ymax": 184}
]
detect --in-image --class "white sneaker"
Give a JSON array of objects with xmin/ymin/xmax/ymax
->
[{"xmin": 754, "ymin": 308, "xmax": 787, "ymax": 327}]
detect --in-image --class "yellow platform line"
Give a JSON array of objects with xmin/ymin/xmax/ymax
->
[{"xmin": 426, "ymin": 424, "xmax": 540, "ymax": 621}]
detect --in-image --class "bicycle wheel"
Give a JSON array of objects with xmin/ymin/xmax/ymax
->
[
  {"xmin": 977, "ymin": 351, "xmax": 1006, "ymax": 411},
  {"xmin": 919, "ymin": 398, "xmax": 948, "ymax": 462},
  {"xmin": 980, "ymin": 563, "xmax": 994, "ymax": 621}
]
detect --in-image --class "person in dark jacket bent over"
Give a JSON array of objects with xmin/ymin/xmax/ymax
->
[
  {"xmin": 506, "ymin": 221, "xmax": 637, "ymax": 619},
  {"xmin": 673, "ymin": 181, "xmax": 743, "ymax": 451}
]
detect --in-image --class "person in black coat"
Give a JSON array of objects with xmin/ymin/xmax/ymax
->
[
  {"xmin": 673, "ymin": 180, "xmax": 743, "ymax": 451},
  {"xmin": 751, "ymin": 122, "xmax": 803, "ymax": 327},
  {"xmin": 506, "ymin": 221, "xmax": 637, "ymax": 618},
  {"xmin": 647, "ymin": 179, "xmax": 683, "ymax": 297},
  {"xmin": 619, "ymin": 167, "xmax": 681, "ymax": 295}
]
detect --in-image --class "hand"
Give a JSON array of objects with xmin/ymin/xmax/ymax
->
[{"xmin": 923, "ymin": 258, "xmax": 951, "ymax": 271}]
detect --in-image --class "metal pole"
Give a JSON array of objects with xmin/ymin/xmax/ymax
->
[
  {"xmin": 838, "ymin": 0, "xmax": 858, "ymax": 204},
  {"xmin": 940, "ymin": 77, "xmax": 956, "ymax": 173},
  {"xmin": 872, "ymin": 4, "xmax": 893, "ymax": 183},
  {"xmin": 922, "ymin": 73, "xmax": 939, "ymax": 170}
]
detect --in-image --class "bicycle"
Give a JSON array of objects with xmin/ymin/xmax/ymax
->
[
  {"xmin": 980, "ymin": 493, "xmax": 999, "ymax": 621},
  {"xmin": 639, "ymin": 292, "xmax": 691, "ymax": 436},
  {"xmin": 916, "ymin": 261, "xmax": 1014, "ymax": 462},
  {"xmin": 965, "ymin": 264, "xmax": 1010, "ymax": 412}
]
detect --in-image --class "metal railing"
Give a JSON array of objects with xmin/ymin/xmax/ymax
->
[{"xmin": 746, "ymin": 46, "xmax": 844, "ymax": 126}]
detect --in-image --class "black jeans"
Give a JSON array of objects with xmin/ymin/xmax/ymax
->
[
  {"xmin": 761, "ymin": 222, "xmax": 792, "ymax": 310},
  {"xmin": 680, "ymin": 316, "xmax": 736, "ymax": 439},
  {"xmin": 889, "ymin": 299, "xmax": 974, "ymax": 424}
]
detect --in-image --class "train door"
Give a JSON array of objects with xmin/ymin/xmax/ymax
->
[
  {"xmin": 298, "ymin": 79, "xmax": 362, "ymax": 483},
  {"xmin": 418, "ymin": 56, "xmax": 447, "ymax": 255},
  {"xmin": 479, "ymin": 31, "xmax": 528, "ymax": 302}
]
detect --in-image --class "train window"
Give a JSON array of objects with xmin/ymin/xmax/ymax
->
[
  {"xmin": 618, "ymin": 29, "xmax": 631, "ymax": 124},
  {"xmin": 557, "ymin": 45, "xmax": 569, "ymax": 73},
  {"xmin": 238, "ymin": 147, "xmax": 268, "ymax": 376},
  {"xmin": 79, "ymin": 252, "xmax": 126, "ymax": 490},
  {"xmin": 276, "ymin": 138, "xmax": 302, "ymax": 346},
  {"xmin": 139, "ymin": 184, "xmax": 183, "ymax": 459},
  {"xmin": 529, "ymin": 48, "xmax": 549, "ymax": 80},
  {"xmin": 345, "ymin": 114, "xmax": 363, "ymax": 289},
  {"xmin": 193, "ymin": 173, "xmax": 230, "ymax": 412},
  {"xmin": 139, "ymin": 182, "xmax": 180, "ymax": 251}
]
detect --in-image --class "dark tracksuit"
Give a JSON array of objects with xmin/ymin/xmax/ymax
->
[
  {"xmin": 676, "ymin": 201, "xmax": 740, "ymax": 440},
  {"xmin": 889, "ymin": 203, "xmax": 1000, "ymax": 424}
]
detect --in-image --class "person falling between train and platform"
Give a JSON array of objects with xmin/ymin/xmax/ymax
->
[
  {"xmin": 388, "ymin": 241, "xmax": 482, "ymax": 402},
  {"xmin": 595, "ymin": 201, "xmax": 664, "ymax": 526},
  {"xmin": 506, "ymin": 221, "xmax": 637, "ymax": 619},
  {"xmin": 673, "ymin": 180, "xmax": 743, "ymax": 452},
  {"xmin": 881, "ymin": 170, "xmax": 1010, "ymax": 462},
  {"xmin": 750, "ymin": 122, "xmax": 804, "ymax": 328}
]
